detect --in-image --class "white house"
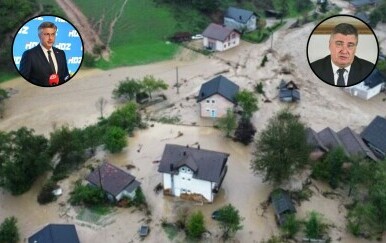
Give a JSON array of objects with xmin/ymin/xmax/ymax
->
[
  {"xmin": 86, "ymin": 162, "xmax": 140, "ymax": 202},
  {"xmin": 224, "ymin": 7, "xmax": 257, "ymax": 32},
  {"xmin": 196, "ymin": 75, "xmax": 239, "ymax": 118},
  {"xmin": 202, "ymin": 23, "xmax": 240, "ymax": 52},
  {"xmin": 158, "ymin": 144, "xmax": 229, "ymax": 203},
  {"xmin": 344, "ymin": 69, "xmax": 385, "ymax": 100}
]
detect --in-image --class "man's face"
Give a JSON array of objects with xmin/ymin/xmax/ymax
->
[
  {"xmin": 39, "ymin": 27, "xmax": 56, "ymax": 49},
  {"xmin": 329, "ymin": 33, "xmax": 357, "ymax": 68}
]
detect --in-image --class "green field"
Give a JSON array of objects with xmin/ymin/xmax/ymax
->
[{"xmin": 72, "ymin": 0, "xmax": 180, "ymax": 69}]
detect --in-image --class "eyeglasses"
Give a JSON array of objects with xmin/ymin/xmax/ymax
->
[
  {"xmin": 42, "ymin": 33, "xmax": 56, "ymax": 37},
  {"xmin": 334, "ymin": 41, "xmax": 356, "ymax": 50}
]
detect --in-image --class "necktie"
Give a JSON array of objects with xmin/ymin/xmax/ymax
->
[
  {"xmin": 47, "ymin": 50, "xmax": 56, "ymax": 74},
  {"xmin": 337, "ymin": 68, "xmax": 346, "ymax": 86}
]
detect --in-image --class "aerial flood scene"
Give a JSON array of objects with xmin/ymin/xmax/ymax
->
[{"xmin": 0, "ymin": 0, "xmax": 386, "ymax": 242}]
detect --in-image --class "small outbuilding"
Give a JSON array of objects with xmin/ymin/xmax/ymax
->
[
  {"xmin": 279, "ymin": 80, "xmax": 300, "ymax": 102},
  {"xmin": 270, "ymin": 190, "xmax": 296, "ymax": 226},
  {"xmin": 86, "ymin": 162, "xmax": 141, "ymax": 202},
  {"xmin": 344, "ymin": 69, "xmax": 386, "ymax": 100}
]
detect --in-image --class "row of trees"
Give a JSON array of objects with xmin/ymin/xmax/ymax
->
[
  {"xmin": 113, "ymin": 75, "xmax": 168, "ymax": 102},
  {"xmin": 0, "ymin": 102, "xmax": 141, "ymax": 196}
]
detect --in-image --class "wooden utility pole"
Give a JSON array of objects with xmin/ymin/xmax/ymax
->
[{"xmin": 176, "ymin": 66, "xmax": 179, "ymax": 94}]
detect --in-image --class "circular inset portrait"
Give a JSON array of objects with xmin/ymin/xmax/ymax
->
[
  {"xmin": 307, "ymin": 15, "xmax": 379, "ymax": 87},
  {"xmin": 12, "ymin": 15, "xmax": 83, "ymax": 87}
]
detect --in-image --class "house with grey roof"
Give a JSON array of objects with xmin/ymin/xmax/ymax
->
[
  {"xmin": 270, "ymin": 190, "xmax": 296, "ymax": 226},
  {"xmin": 224, "ymin": 7, "xmax": 257, "ymax": 32},
  {"xmin": 361, "ymin": 116, "xmax": 386, "ymax": 159},
  {"xmin": 344, "ymin": 69, "xmax": 386, "ymax": 100},
  {"xmin": 202, "ymin": 23, "xmax": 240, "ymax": 51},
  {"xmin": 306, "ymin": 126, "xmax": 378, "ymax": 161},
  {"xmin": 158, "ymin": 144, "xmax": 229, "ymax": 203},
  {"xmin": 28, "ymin": 224, "xmax": 80, "ymax": 243},
  {"xmin": 86, "ymin": 162, "xmax": 141, "ymax": 202},
  {"xmin": 279, "ymin": 80, "xmax": 300, "ymax": 102},
  {"xmin": 197, "ymin": 75, "xmax": 239, "ymax": 118},
  {"xmin": 349, "ymin": 0, "xmax": 379, "ymax": 9}
]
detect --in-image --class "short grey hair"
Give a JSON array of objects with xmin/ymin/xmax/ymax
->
[{"xmin": 38, "ymin": 22, "xmax": 57, "ymax": 34}]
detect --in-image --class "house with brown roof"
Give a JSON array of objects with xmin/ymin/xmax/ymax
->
[
  {"xmin": 86, "ymin": 162, "xmax": 141, "ymax": 202},
  {"xmin": 197, "ymin": 75, "xmax": 239, "ymax": 118},
  {"xmin": 158, "ymin": 144, "xmax": 229, "ymax": 203},
  {"xmin": 202, "ymin": 23, "xmax": 240, "ymax": 51}
]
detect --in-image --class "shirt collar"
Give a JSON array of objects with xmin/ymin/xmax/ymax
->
[
  {"xmin": 331, "ymin": 60, "xmax": 351, "ymax": 75},
  {"xmin": 40, "ymin": 43, "xmax": 53, "ymax": 53}
]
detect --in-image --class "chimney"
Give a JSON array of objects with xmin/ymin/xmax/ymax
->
[
  {"xmin": 198, "ymin": 144, "xmax": 200, "ymax": 150},
  {"xmin": 186, "ymin": 144, "xmax": 189, "ymax": 148},
  {"xmin": 183, "ymin": 151, "xmax": 187, "ymax": 156},
  {"xmin": 170, "ymin": 164, "xmax": 174, "ymax": 171},
  {"xmin": 239, "ymin": 15, "xmax": 242, "ymax": 20}
]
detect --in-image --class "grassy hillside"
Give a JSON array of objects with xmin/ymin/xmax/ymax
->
[{"xmin": 72, "ymin": 0, "xmax": 180, "ymax": 68}]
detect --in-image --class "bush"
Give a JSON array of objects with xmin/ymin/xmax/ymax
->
[
  {"xmin": 69, "ymin": 182, "xmax": 106, "ymax": 206},
  {"xmin": 103, "ymin": 126, "xmax": 127, "ymax": 153},
  {"xmin": 281, "ymin": 214, "xmax": 300, "ymax": 238},
  {"xmin": 234, "ymin": 119, "xmax": 256, "ymax": 145},
  {"xmin": 261, "ymin": 55, "xmax": 268, "ymax": 67},
  {"xmin": 37, "ymin": 180, "xmax": 58, "ymax": 205},
  {"xmin": 304, "ymin": 211, "xmax": 328, "ymax": 239},
  {"xmin": 132, "ymin": 187, "xmax": 146, "ymax": 207},
  {"xmin": 186, "ymin": 211, "xmax": 205, "ymax": 239},
  {"xmin": 0, "ymin": 217, "xmax": 19, "ymax": 243}
]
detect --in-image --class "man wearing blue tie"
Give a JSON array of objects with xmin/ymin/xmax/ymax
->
[
  {"xmin": 20, "ymin": 21, "xmax": 70, "ymax": 87},
  {"xmin": 310, "ymin": 23, "xmax": 374, "ymax": 87}
]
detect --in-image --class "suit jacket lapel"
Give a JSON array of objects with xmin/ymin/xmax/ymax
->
[
  {"xmin": 348, "ymin": 57, "xmax": 360, "ymax": 84},
  {"xmin": 324, "ymin": 56, "xmax": 334, "ymax": 83}
]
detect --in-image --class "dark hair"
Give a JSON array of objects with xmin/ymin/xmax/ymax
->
[
  {"xmin": 38, "ymin": 22, "xmax": 57, "ymax": 33},
  {"xmin": 331, "ymin": 23, "xmax": 358, "ymax": 38}
]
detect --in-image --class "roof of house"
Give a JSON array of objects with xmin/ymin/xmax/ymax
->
[
  {"xmin": 202, "ymin": 23, "xmax": 238, "ymax": 42},
  {"xmin": 158, "ymin": 144, "xmax": 229, "ymax": 184},
  {"xmin": 306, "ymin": 127, "xmax": 328, "ymax": 151},
  {"xmin": 337, "ymin": 127, "xmax": 378, "ymax": 161},
  {"xmin": 350, "ymin": 0, "xmax": 379, "ymax": 7},
  {"xmin": 355, "ymin": 12, "xmax": 370, "ymax": 23},
  {"xmin": 86, "ymin": 162, "xmax": 140, "ymax": 197},
  {"xmin": 363, "ymin": 69, "xmax": 386, "ymax": 88},
  {"xmin": 197, "ymin": 75, "xmax": 240, "ymax": 103},
  {"xmin": 28, "ymin": 224, "xmax": 80, "ymax": 243},
  {"xmin": 279, "ymin": 89, "xmax": 300, "ymax": 101},
  {"xmin": 271, "ymin": 190, "xmax": 296, "ymax": 219},
  {"xmin": 317, "ymin": 127, "xmax": 347, "ymax": 153},
  {"xmin": 361, "ymin": 116, "xmax": 386, "ymax": 152},
  {"xmin": 224, "ymin": 7, "xmax": 255, "ymax": 24}
]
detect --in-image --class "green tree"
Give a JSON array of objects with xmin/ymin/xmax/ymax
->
[
  {"xmin": 234, "ymin": 119, "xmax": 256, "ymax": 145},
  {"xmin": 186, "ymin": 211, "xmax": 205, "ymax": 239},
  {"xmin": 217, "ymin": 109, "xmax": 237, "ymax": 137},
  {"xmin": 312, "ymin": 147, "xmax": 346, "ymax": 189},
  {"xmin": 368, "ymin": 162, "xmax": 386, "ymax": 230},
  {"xmin": 252, "ymin": 110, "xmax": 309, "ymax": 184},
  {"xmin": 104, "ymin": 126, "xmax": 127, "ymax": 153},
  {"xmin": 107, "ymin": 102, "xmax": 141, "ymax": 134},
  {"xmin": 304, "ymin": 211, "xmax": 328, "ymax": 239},
  {"xmin": 0, "ymin": 217, "xmax": 19, "ymax": 243},
  {"xmin": 69, "ymin": 181, "xmax": 106, "ymax": 206},
  {"xmin": 112, "ymin": 78, "xmax": 143, "ymax": 101},
  {"xmin": 0, "ymin": 88, "xmax": 8, "ymax": 118},
  {"xmin": 0, "ymin": 127, "xmax": 50, "ymax": 195},
  {"xmin": 142, "ymin": 75, "xmax": 168, "ymax": 100},
  {"xmin": 132, "ymin": 187, "xmax": 146, "ymax": 206},
  {"xmin": 235, "ymin": 90, "xmax": 258, "ymax": 121},
  {"xmin": 281, "ymin": 214, "xmax": 300, "ymax": 238},
  {"xmin": 347, "ymin": 202, "xmax": 379, "ymax": 237},
  {"xmin": 216, "ymin": 204, "xmax": 243, "ymax": 240}
]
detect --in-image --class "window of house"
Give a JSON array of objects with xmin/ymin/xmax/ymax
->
[
  {"xmin": 224, "ymin": 44, "xmax": 226, "ymax": 48},
  {"xmin": 232, "ymin": 33, "xmax": 236, "ymax": 39},
  {"xmin": 188, "ymin": 178, "xmax": 191, "ymax": 181},
  {"xmin": 206, "ymin": 99, "xmax": 210, "ymax": 103},
  {"xmin": 212, "ymin": 99, "xmax": 215, "ymax": 103}
]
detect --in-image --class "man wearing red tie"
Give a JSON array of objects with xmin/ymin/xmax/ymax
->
[{"xmin": 20, "ymin": 21, "xmax": 70, "ymax": 87}]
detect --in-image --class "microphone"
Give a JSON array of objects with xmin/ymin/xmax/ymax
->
[{"xmin": 49, "ymin": 74, "xmax": 59, "ymax": 86}]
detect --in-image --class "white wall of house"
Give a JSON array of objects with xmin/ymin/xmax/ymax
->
[
  {"xmin": 162, "ymin": 166, "xmax": 215, "ymax": 202},
  {"xmin": 344, "ymin": 82, "xmax": 384, "ymax": 100},
  {"xmin": 199, "ymin": 94, "xmax": 235, "ymax": 118},
  {"xmin": 203, "ymin": 32, "xmax": 240, "ymax": 52},
  {"xmin": 116, "ymin": 188, "xmax": 137, "ymax": 201}
]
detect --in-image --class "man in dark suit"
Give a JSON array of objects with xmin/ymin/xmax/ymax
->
[
  {"xmin": 310, "ymin": 23, "xmax": 374, "ymax": 87},
  {"xmin": 20, "ymin": 21, "xmax": 70, "ymax": 87}
]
